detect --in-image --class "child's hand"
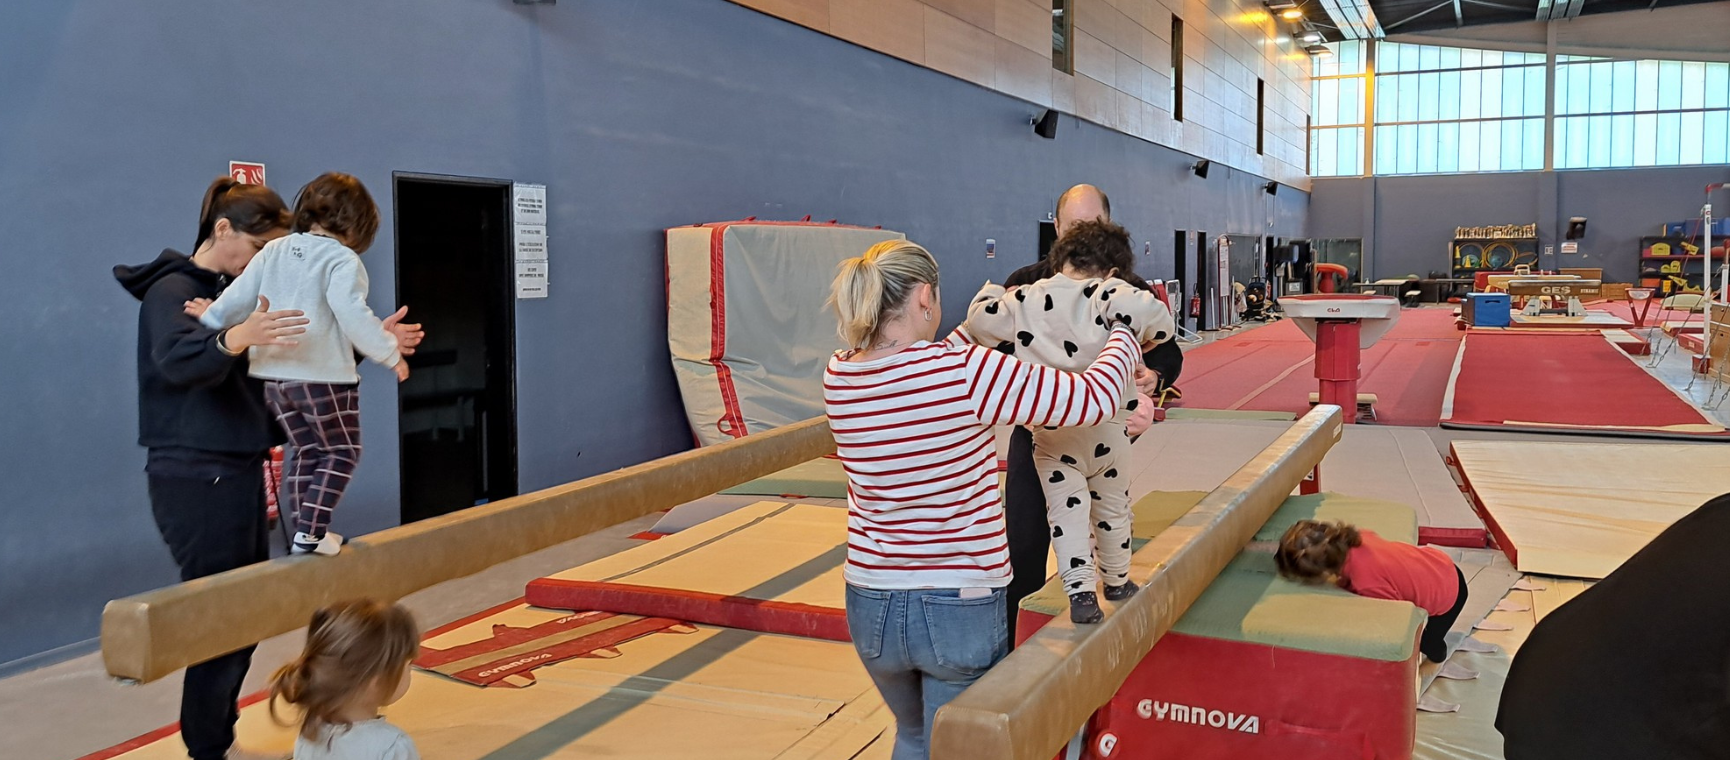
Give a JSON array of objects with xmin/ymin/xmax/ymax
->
[
  {"xmin": 393, "ymin": 361, "xmax": 410, "ymax": 382},
  {"xmin": 183, "ymin": 298, "xmax": 213, "ymax": 318}
]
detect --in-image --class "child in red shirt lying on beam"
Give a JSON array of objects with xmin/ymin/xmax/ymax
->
[{"xmin": 1275, "ymin": 520, "xmax": 1468, "ymax": 664}]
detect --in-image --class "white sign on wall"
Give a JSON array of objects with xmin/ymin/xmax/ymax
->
[{"xmin": 513, "ymin": 183, "xmax": 548, "ymax": 299}]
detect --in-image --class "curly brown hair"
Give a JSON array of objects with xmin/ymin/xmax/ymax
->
[
  {"xmin": 1274, "ymin": 520, "xmax": 1362, "ymax": 584},
  {"xmin": 292, "ymin": 172, "xmax": 380, "ymax": 253},
  {"xmin": 1050, "ymin": 219, "xmax": 1137, "ymax": 282}
]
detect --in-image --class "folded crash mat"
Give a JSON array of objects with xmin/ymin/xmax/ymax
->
[
  {"xmin": 527, "ymin": 501, "xmax": 850, "ymax": 640},
  {"xmin": 1020, "ymin": 492, "xmax": 1426, "ymax": 760},
  {"xmin": 1451, "ymin": 439, "xmax": 1730, "ymax": 579},
  {"xmin": 719, "ymin": 456, "xmax": 848, "ymax": 499},
  {"xmin": 668, "ymin": 220, "xmax": 906, "ymax": 446},
  {"xmin": 1126, "ymin": 420, "xmax": 1484, "ymax": 546}
]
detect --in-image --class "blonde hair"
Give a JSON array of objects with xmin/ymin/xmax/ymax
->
[
  {"xmin": 829, "ymin": 240, "xmax": 941, "ymax": 350},
  {"xmin": 269, "ymin": 599, "xmax": 420, "ymax": 740}
]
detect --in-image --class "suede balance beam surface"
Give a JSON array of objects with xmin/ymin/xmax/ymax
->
[
  {"xmin": 929, "ymin": 406, "xmax": 1344, "ymax": 760},
  {"xmin": 101, "ymin": 417, "xmax": 835, "ymax": 684}
]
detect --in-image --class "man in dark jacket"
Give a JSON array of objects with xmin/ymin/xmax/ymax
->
[{"xmin": 1497, "ymin": 493, "xmax": 1730, "ymax": 758}]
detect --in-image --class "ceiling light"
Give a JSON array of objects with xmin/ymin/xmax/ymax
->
[
  {"xmin": 1266, "ymin": 0, "xmax": 1298, "ymax": 9},
  {"xmin": 1301, "ymin": 31, "xmax": 1322, "ymax": 43},
  {"xmin": 1281, "ymin": 9, "xmax": 1304, "ymax": 20},
  {"xmin": 1305, "ymin": 44, "xmax": 1332, "ymax": 56}
]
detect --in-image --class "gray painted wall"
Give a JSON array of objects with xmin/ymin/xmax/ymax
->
[
  {"xmin": 1312, "ymin": 166, "xmax": 1729, "ymax": 282},
  {"xmin": 0, "ymin": 0, "xmax": 1306, "ymax": 668}
]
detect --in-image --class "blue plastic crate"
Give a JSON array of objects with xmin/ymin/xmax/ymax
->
[{"xmin": 1469, "ymin": 293, "xmax": 1510, "ymax": 327}]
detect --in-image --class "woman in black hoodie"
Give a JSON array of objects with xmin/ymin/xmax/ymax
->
[{"xmin": 113, "ymin": 177, "xmax": 421, "ymax": 760}]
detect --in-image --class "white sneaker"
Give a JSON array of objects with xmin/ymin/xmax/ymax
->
[{"xmin": 291, "ymin": 531, "xmax": 343, "ymax": 556}]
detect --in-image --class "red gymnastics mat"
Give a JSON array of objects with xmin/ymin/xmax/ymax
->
[
  {"xmin": 1440, "ymin": 331, "xmax": 1730, "ymax": 439},
  {"xmin": 1172, "ymin": 308, "xmax": 1463, "ymax": 426}
]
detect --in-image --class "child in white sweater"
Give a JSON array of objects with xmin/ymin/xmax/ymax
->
[
  {"xmin": 197, "ymin": 173, "xmax": 406, "ymax": 556},
  {"xmin": 964, "ymin": 220, "xmax": 1175, "ymax": 623}
]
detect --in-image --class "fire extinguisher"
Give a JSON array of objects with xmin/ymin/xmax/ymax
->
[{"xmin": 1189, "ymin": 295, "xmax": 1202, "ymax": 318}]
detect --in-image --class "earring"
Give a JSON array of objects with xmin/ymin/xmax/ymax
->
[{"xmin": 923, "ymin": 309, "xmax": 932, "ymax": 322}]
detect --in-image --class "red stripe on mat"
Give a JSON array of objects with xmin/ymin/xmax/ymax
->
[
  {"xmin": 1442, "ymin": 331, "xmax": 1729, "ymax": 438},
  {"xmin": 526, "ymin": 578, "xmax": 849, "ymax": 642},
  {"xmin": 1418, "ymin": 526, "xmax": 1489, "ymax": 548},
  {"xmin": 1450, "ymin": 443, "xmax": 1518, "ymax": 567},
  {"xmin": 78, "ymin": 598, "xmax": 530, "ymax": 760}
]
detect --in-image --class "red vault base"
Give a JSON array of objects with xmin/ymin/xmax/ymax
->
[{"xmin": 1017, "ymin": 610, "xmax": 1419, "ymax": 760}]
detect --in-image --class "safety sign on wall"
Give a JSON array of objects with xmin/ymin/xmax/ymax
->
[
  {"xmin": 513, "ymin": 183, "xmax": 548, "ymax": 299},
  {"xmin": 229, "ymin": 161, "xmax": 266, "ymax": 185}
]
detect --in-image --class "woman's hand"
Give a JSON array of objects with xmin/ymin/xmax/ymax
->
[
  {"xmin": 183, "ymin": 298, "xmax": 213, "ymax": 319},
  {"xmin": 224, "ymin": 296, "xmax": 308, "ymax": 352},
  {"xmin": 1133, "ymin": 366, "xmax": 1163, "ymax": 397},
  {"xmin": 393, "ymin": 361, "xmax": 410, "ymax": 382},
  {"xmin": 381, "ymin": 306, "xmax": 425, "ymax": 356}
]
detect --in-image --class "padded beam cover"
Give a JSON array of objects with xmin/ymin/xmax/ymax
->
[
  {"xmin": 102, "ymin": 417, "xmax": 835, "ymax": 683},
  {"xmin": 929, "ymin": 406, "xmax": 1344, "ymax": 760}
]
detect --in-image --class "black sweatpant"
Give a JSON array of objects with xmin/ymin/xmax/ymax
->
[
  {"xmin": 1421, "ymin": 566, "xmax": 1470, "ymax": 663},
  {"xmin": 1003, "ymin": 425, "xmax": 1052, "ymax": 643},
  {"xmin": 147, "ymin": 465, "xmax": 269, "ymax": 760}
]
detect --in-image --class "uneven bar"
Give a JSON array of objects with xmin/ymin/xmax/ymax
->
[
  {"xmin": 102, "ymin": 417, "xmax": 835, "ymax": 683},
  {"xmin": 929, "ymin": 406, "xmax": 1345, "ymax": 760}
]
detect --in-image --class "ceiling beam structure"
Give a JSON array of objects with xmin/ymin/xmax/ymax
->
[
  {"xmin": 1318, "ymin": 0, "xmax": 1386, "ymax": 39},
  {"xmin": 1385, "ymin": 0, "xmax": 1456, "ymax": 31}
]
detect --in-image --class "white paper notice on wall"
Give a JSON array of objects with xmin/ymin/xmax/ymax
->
[
  {"xmin": 515, "ymin": 223, "xmax": 547, "ymax": 262},
  {"xmin": 513, "ymin": 183, "xmax": 547, "ymax": 226},
  {"xmin": 1561, "ymin": 242, "xmax": 1579, "ymax": 254},
  {"xmin": 516, "ymin": 261, "xmax": 548, "ymax": 299}
]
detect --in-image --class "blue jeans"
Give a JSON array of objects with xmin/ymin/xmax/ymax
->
[{"xmin": 845, "ymin": 585, "xmax": 1009, "ymax": 760}]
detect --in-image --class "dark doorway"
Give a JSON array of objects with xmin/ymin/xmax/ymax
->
[
  {"xmin": 1038, "ymin": 220, "xmax": 1059, "ymax": 262},
  {"xmin": 393, "ymin": 174, "xmax": 518, "ymax": 525},
  {"xmin": 1195, "ymin": 231, "xmax": 1210, "ymax": 329},
  {"xmin": 1173, "ymin": 230, "xmax": 1188, "ymax": 330}
]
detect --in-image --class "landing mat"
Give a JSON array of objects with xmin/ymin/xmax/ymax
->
[
  {"xmin": 1451, "ymin": 439, "xmax": 1730, "ymax": 578},
  {"xmin": 1440, "ymin": 331, "xmax": 1729, "ymax": 439}
]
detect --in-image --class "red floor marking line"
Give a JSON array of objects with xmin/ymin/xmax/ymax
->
[{"xmin": 76, "ymin": 691, "xmax": 274, "ymax": 760}]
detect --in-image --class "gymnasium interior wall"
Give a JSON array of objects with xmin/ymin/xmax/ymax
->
[
  {"xmin": 1310, "ymin": 165, "xmax": 1730, "ymax": 283},
  {"xmin": 0, "ymin": 0, "xmax": 1308, "ymax": 669}
]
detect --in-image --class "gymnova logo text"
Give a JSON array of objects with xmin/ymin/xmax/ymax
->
[
  {"xmin": 476, "ymin": 652, "xmax": 553, "ymax": 678},
  {"xmin": 1138, "ymin": 699, "xmax": 1260, "ymax": 734}
]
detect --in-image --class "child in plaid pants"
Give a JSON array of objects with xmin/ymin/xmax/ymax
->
[{"xmin": 197, "ymin": 173, "xmax": 408, "ymax": 556}]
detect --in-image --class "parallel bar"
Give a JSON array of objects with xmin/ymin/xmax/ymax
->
[
  {"xmin": 102, "ymin": 417, "xmax": 835, "ymax": 683},
  {"xmin": 929, "ymin": 406, "xmax": 1344, "ymax": 760}
]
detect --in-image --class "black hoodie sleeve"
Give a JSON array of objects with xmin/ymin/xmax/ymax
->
[{"xmin": 142, "ymin": 277, "xmax": 242, "ymax": 389}]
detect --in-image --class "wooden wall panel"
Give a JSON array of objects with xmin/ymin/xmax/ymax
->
[{"xmin": 726, "ymin": 0, "xmax": 1315, "ymax": 189}]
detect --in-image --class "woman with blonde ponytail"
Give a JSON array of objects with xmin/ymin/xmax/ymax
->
[{"xmin": 824, "ymin": 239, "xmax": 1145, "ymax": 759}]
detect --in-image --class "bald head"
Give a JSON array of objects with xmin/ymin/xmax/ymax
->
[{"xmin": 1055, "ymin": 184, "xmax": 1110, "ymax": 236}]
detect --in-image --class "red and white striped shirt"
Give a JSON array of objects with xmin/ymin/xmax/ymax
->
[{"xmin": 824, "ymin": 325, "xmax": 1140, "ymax": 589}]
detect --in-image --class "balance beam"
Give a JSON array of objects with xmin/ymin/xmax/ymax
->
[
  {"xmin": 930, "ymin": 406, "xmax": 1344, "ymax": 760},
  {"xmin": 102, "ymin": 417, "xmax": 835, "ymax": 683}
]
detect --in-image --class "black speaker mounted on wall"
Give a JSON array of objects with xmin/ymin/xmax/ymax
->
[
  {"xmin": 1566, "ymin": 217, "xmax": 1588, "ymax": 240},
  {"xmin": 1192, "ymin": 159, "xmax": 1211, "ymax": 179},
  {"xmin": 1032, "ymin": 109, "xmax": 1059, "ymax": 139},
  {"xmin": 1264, "ymin": 181, "xmax": 1278, "ymax": 196}
]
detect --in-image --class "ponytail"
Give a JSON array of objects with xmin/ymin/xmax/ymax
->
[
  {"xmin": 1274, "ymin": 520, "xmax": 1361, "ymax": 585},
  {"xmin": 829, "ymin": 240, "xmax": 941, "ymax": 350},
  {"xmin": 194, "ymin": 176, "xmax": 292, "ymax": 251},
  {"xmin": 268, "ymin": 599, "xmax": 420, "ymax": 741}
]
